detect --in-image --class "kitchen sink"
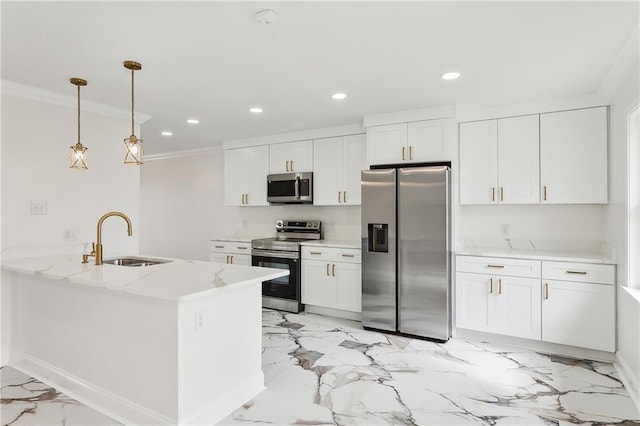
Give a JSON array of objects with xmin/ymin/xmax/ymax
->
[{"xmin": 103, "ymin": 256, "xmax": 172, "ymax": 267}]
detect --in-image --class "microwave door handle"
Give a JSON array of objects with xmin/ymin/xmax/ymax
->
[{"xmin": 295, "ymin": 176, "xmax": 300, "ymax": 199}]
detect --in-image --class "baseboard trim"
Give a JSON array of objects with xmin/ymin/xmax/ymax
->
[
  {"xmin": 615, "ymin": 352, "xmax": 640, "ymax": 415},
  {"xmin": 9, "ymin": 351, "xmax": 174, "ymax": 425},
  {"xmin": 455, "ymin": 328, "xmax": 616, "ymax": 362},
  {"xmin": 181, "ymin": 372, "xmax": 265, "ymax": 425},
  {"xmin": 305, "ymin": 304, "xmax": 362, "ymax": 321}
]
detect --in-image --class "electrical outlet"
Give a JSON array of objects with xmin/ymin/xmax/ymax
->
[
  {"xmin": 30, "ymin": 200, "xmax": 48, "ymax": 215},
  {"xmin": 63, "ymin": 228, "xmax": 77, "ymax": 242},
  {"xmin": 500, "ymin": 224, "xmax": 510, "ymax": 236},
  {"xmin": 195, "ymin": 310, "xmax": 206, "ymax": 331}
]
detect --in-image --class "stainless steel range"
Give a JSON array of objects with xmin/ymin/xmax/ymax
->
[{"xmin": 252, "ymin": 220, "xmax": 321, "ymax": 313}]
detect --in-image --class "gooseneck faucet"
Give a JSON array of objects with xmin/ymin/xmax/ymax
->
[{"xmin": 82, "ymin": 211, "xmax": 133, "ymax": 265}]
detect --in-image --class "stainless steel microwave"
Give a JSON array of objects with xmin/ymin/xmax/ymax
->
[{"xmin": 267, "ymin": 172, "xmax": 313, "ymax": 204}]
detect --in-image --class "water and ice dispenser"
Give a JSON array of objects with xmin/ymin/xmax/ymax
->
[{"xmin": 367, "ymin": 223, "xmax": 388, "ymax": 253}]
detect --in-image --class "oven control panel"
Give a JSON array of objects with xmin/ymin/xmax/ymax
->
[{"xmin": 276, "ymin": 220, "xmax": 321, "ymax": 232}]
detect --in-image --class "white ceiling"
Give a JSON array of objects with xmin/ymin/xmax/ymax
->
[{"xmin": 2, "ymin": 1, "xmax": 638, "ymax": 155}]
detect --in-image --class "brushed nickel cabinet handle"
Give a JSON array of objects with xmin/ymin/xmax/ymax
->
[
  {"xmin": 487, "ymin": 264, "xmax": 505, "ymax": 269},
  {"xmin": 566, "ymin": 270, "xmax": 587, "ymax": 275},
  {"xmin": 402, "ymin": 146, "xmax": 406, "ymax": 160},
  {"xmin": 489, "ymin": 278, "xmax": 493, "ymax": 294},
  {"xmin": 498, "ymin": 278, "xmax": 502, "ymax": 295},
  {"xmin": 544, "ymin": 283, "xmax": 549, "ymax": 299},
  {"xmin": 332, "ymin": 264, "xmax": 336, "ymax": 277},
  {"xmin": 326, "ymin": 263, "xmax": 330, "ymax": 276}
]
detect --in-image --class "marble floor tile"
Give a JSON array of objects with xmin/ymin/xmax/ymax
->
[
  {"xmin": 0, "ymin": 366, "xmax": 121, "ymax": 426},
  {"xmin": 225, "ymin": 309, "xmax": 640, "ymax": 426},
  {"xmin": 2, "ymin": 309, "xmax": 639, "ymax": 425}
]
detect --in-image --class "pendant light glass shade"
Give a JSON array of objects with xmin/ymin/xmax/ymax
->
[
  {"xmin": 69, "ymin": 78, "xmax": 88, "ymax": 170},
  {"xmin": 123, "ymin": 60, "xmax": 143, "ymax": 165}
]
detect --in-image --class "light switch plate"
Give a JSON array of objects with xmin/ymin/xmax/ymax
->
[{"xmin": 30, "ymin": 200, "xmax": 47, "ymax": 215}]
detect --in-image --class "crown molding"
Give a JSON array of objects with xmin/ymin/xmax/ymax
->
[
  {"xmin": 222, "ymin": 123, "xmax": 364, "ymax": 150},
  {"xmin": 1, "ymin": 80, "xmax": 151, "ymax": 124},
  {"xmin": 144, "ymin": 146, "xmax": 222, "ymax": 161},
  {"xmin": 599, "ymin": 27, "xmax": 640, "ymax": 99}
]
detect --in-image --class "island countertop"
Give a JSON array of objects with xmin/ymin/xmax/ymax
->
[{"xmin": 1, "ymin": 254, "xmax": 288, "ymax": 302}]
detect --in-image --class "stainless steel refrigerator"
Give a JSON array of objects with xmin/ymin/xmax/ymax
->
[{"xmin": 361, "ymin": 165, "xmax": 451, "ymax": 341}]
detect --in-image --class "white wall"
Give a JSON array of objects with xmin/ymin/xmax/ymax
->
[
  {"xmin": 602, "ymin": 37, "xmax": 640, "ymax": 406},
  {"xmin": 1, "ymin": 93, "xmax": 140, "ymax": 257},
  {"xmin": 140, "ymin": 150, "xmax": 361, "ymax": 261}
]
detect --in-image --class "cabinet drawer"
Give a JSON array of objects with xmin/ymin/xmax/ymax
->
[
  {"xmin": 332, "ymin": 249, "xmax": 361, "ymax": 264},
  {"xmin": 302, "ymin": 246, "xmax": 361, "ymax": 263},
  {"xmin": 456, "ymin": 255, "xmax": 540, "ymax": 278},
  {"xmin": 302, "ymin": 246, "xmax": 333, "ymax": 261},
  {"xmin": 541, "ymin": 261, "xmax": 614, "ymax": 285},
  {"xmin": 209, "ymin": 241, "xmax": 251, "ymax": 255}
]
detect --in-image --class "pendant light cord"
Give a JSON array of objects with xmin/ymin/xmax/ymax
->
[
  {"xmin": 131, "ymin": 68, "xmax": 135, "ymax": 136},
  {"xmin": 77, "ymin": 84, "xmax": 81, "ymax": 144}
]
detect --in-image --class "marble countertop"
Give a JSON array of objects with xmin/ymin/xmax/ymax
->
[
  {"xmin": 300, "ymin": 240, "xmax": 361, "ymax": 249},
  {"xmin": 1, "ymin": 254, "xmax": 288, "ymax": 302},
  {"xmin": 456, "ymin": 247, "xmax": 615, "ymax": 264}
]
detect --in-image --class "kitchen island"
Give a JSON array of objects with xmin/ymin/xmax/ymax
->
[{"xmin": 1, "ymin": 254, "xmax": 288, "ymax": 425}]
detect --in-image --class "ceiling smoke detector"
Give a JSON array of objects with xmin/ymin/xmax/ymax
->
[{"xmin": 254, "ymin": 9, "xmax": 278, "ymax": 25}]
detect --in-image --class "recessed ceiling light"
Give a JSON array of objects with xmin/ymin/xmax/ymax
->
[
  {"xmin": 249, "ymin": 107, "xmax": 263, "ymax": 113},
  {"xmin": 441, "ymin": 72, "xmax": 461, "ymax": 80},
  {"xmin": 161, "ymin": 131, "xmax": 173, "ymax": 136},
  {"xmin": 332, "ymin": 93, "xmax": 347, "ymax": 100},
  {"xmin": 186, "ymin": 119, "xmax": 199, "ymax": 124}
]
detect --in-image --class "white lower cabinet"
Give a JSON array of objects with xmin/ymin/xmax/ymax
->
[
  {"xmin": 456, "ymin": 255, "xmax": 616, "ymax": 353},
  {"xmin": 456, "ymin": 271, "xmax": 541, "ymax": 340},
  {"xmin": 209, "ymin": 240, "xmax": 252, "ymax": 265},
  {"xmin": 302, "ymin": 246, "xmax": 361, "ymax": 313},
  {"xmin": 541, "ymin": 262, "xmax": 615, "ymax": 352}
]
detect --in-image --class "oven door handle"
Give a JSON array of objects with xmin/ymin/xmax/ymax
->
[
  {"xmin": 295, "ymin": 176, "xmax": 300, "ymax": 200},
  {"xmin": 252, "ymin": 249, "xmax": 299, "ymax": 260}
]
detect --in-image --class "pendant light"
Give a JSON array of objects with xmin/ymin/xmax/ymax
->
[
  {"xmin": 69, "ymin": 78, "xmax": 88, "ymax": 170},
  {"xmin": 123, "ymin": 60, "xmax": 143, "ymax": 165}
]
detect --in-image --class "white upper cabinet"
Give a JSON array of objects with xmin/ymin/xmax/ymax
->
[
  {"xmin": 407, "ymin": 119, "xmax": 451, "ymax": 162},
  {"xmin": 459, "ymin": 115, "xmax": 539, "ymax": 205},
  {"xmin": 497, "ymin": 115, "xmax": 540, "ymax": 204},
  {"xmin": 269, "ymin": 140, "xmax": 313, "ymax": 174},
  {"xmin": 367, "ymin": 119, "xmax": 451, "ymax": 165},
  {"xmin": 459, "ymin": 120, "xmax": 498, "ymax": 205},
  {"xmin": 540, "ymin": 107, "xmax": 608, "ymax": 204},
  {"xmin": 314, "ymin": 134, "xmax": 366, "ymax": 206},
  {"xmin": 367, "ymin": 123, "xmax": 407, "ymax": 165},
  {"xmin": 224, "ymin": 145, "xmax": 269, "ymax": 206}
]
